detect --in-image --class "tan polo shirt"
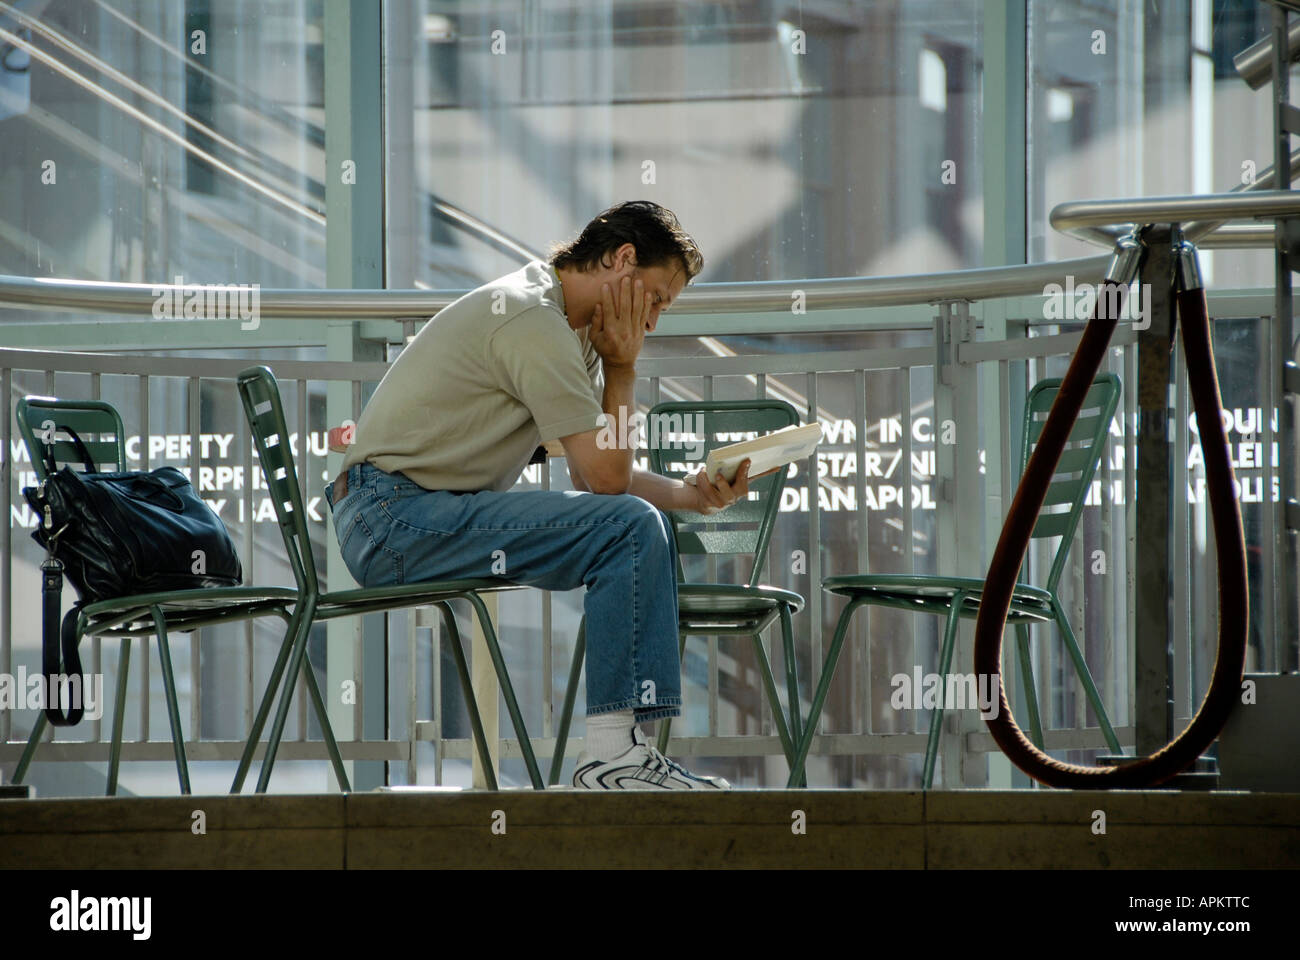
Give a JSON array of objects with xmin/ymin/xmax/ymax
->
[{"xmin": 343, "ymin": 260, "xmax": 605, "ymax": 491}]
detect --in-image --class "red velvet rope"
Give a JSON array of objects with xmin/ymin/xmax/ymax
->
[{"xmin": 973, "ymin": 282, "xmax": 1248, "ymax": 787}]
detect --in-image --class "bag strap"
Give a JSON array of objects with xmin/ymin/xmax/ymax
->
[
  {"xmin": 122, "ymin": 473, "xmax": 186, "ymax": 511},
  {"xmin": 40, "ymin": 555, "xmax": 84, "ymax": 726},
  {"xmin": 42, "ymin": 423, "xmax": 98, "ymax": 476}
]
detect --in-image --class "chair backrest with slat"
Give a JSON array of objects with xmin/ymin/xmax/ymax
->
[
  {"xmin": 1019, "ymin": 374, "xmax": 1121, "ymax": 593},
  {"xmin": 16, "ymin": 397, "xmax": 127, "ymax": 479},
  {"xmin": 236, "ymin": 366, "xmax": 317, "ymax": 596},
  {"xmin": 647, "ymin": 399, "xmax": 800, "ymax": 587}
]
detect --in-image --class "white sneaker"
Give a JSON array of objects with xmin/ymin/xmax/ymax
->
[{"xmin": 571, "ymin": 726, "xmax": 731, "ymax": 790}]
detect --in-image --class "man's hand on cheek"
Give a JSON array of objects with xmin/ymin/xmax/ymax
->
[{"xmin": 591, "ymin": 275, "xmax": 649, "ymax": 371}]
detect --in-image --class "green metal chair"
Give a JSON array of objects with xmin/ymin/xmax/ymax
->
[
  {"xmin": 234, "ymin": 365, "xmax": 546, "ymax": 792},
  {"xmin": 548, "ymin": 399, "xmax": 808, "ymax": 786},
  {"xmin": 786, "ymin": 374, "xmax": 1125, "ymax": 789},
  {"xmin": 10, "ymin": 396, "xmax": 301, "ymax": 796}
]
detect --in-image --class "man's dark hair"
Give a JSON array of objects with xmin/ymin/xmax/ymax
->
[{"xmin": 548, "ymin": 200, "xmax": 703, "ymax": 282}]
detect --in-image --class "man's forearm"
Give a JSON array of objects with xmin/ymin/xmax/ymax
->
[
  {"xmin": 626, "ymin": 466, "xmax": 697, "ymax": 512},
  {"xmin": 599, "ymin": 363, "xmax": 702, "ymax": 510},
  {"xmin": 568, "ymin": 459, "xmax": 590, "ymax": 492},
  {"xmin": 601, "ymin": 362, "xmax": 638, "ymax": 484}
]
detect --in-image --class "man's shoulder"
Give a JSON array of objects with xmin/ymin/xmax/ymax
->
[
  {"xmin": 468, "ymin": 260, "xmax": 566, "ymax": 330},
  {"xmin": 401, "ymin": 260, "xmax": 567, "ymax": 359}
]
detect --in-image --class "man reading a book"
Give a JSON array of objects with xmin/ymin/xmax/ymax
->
[{"xmin": 325, "ymin": 200, "xmax": 753, "ymax": 790}]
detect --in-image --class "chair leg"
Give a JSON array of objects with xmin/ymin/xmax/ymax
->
[
  {"xmin": 464, "ymin": 592, "xmax": 544, "ymax": 790},
  {"xmin": 1052, "ymin": 597, "xmax": 1123, "ymax": 755},
  {"xmin": 255, "ymin": 597, "xmax": 316, "ymax": 793},
  {"xmin": 655, "ymin": 631, "xmax": 689, "ymax": 754},
  {"xmin": 787, "ymin": 597, "xmax": 867, "ymax": 787},
  {"xmin": 922, "ymin": 594, "xmax": 966, "ymax": 790},
  {"xmin": 749, "ymin": 630, "xmax": 796, "ymax": 770},
  {"xmin": 106, "ymin": 637, "xmax": 131, "ymax": 797},
  {"xmin": 777, "ymin": 604, "xmax": 806, "ymax": 788},
  {"xmin": 12, "ymin": 711, "xmax": 47, "ymax": 787},
  {"xmin": 298, "ymin": 639, "xmax": 351, "ymax": 792},
  {"xmin": 150, "ymin": 606, "xmax": 191, "ymax": 795},
  {"xmin": 549, "ymin": 615, "xmax": 586, "ymax": 785},
  {"xmin": 1015, "ymin": 622, "xmax": 1046, "ymax": 749},
  {"xmin": 232, "ymin": 608, "xmax": 300, "ymax": 794},
  {"xmin": 439, "ymin": 602, "xmax": 498, "ymax": 791}
]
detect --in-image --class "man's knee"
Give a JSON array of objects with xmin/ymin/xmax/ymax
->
[
  {"xmin": 582, "ymin": 495, "xmax": 676, "ymax": 586},
  {"xmin": 609, "ymin": 493, "xmax": 670, "ymax": 535}
]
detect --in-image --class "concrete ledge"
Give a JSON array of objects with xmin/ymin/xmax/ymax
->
[
  {"xmin": 0, "ymin": 790, "xmax": 1295, "ymax": 869},
  {"xmin": 346, "ymin": 790, "xmax": 923, "ymax": 869},
  {"xmin": 0, "ymin": 795, "xmax": 345, "ymax": 869}
]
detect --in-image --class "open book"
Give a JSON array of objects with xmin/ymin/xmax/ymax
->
[{"xmin": 682, "ymin": 422, "xmax": 823, "ymax": 485}]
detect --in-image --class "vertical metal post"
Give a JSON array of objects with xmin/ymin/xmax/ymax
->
[
  {"xmin": 1099, "ymin": 346, "xmax": 1117, "ymax": 728},
  {"xmin": 805, "ymin": 373, "xmax": 823, "ymax": 737},
  {"xmin": 1, "ymin": 367, "xmax": 10, "ymax": 745},
  {"xmin": 432, "ymin": 613, "xmax": 443, "ymax": 786},
  {"xmin": 1134, "ymin": 225, "xmax": 1176, "ymax": 754},
  {"xmin": 934, "ymin": 299, "xmax": 981, "ymax": 785},
  {"xmin": 953, "ymin": 301, "xmax": 984, "ymax": 786},
  {"xmin": 1261, "ymin": 314, "xmax": 1279, "ymax": 673},
  {"xmin": 1124, "ymin": 342, "xmax": 1139, "ymax": 726},
  {"xmin": 704, "ymin": 375, "xmax": 717, "ymax": 739},
  {"xmin": 900, "ymin": 369, "xmax": 917, "ymax": 745},
  {"xmin": 853, "ymin": 369, "xmax": 867, "ymax": 738},
  {"xmin": 982, "ymin": 0, "xmax": 1028, "ymax": 786},
  {"xmin": 242, "ymin": 407, "xmax": 254, "ymax": 740},
  {"xmin": 296, "ymin": 379, "xmax": 310, "ymax": 741},
  {"xmin": 90, "ymin": 372, "xmax": 102, "ymax": 749},
  {"xmin": 933, "ymin": 303, "xmax": 957, "ymax": 784},
  {"xmin": 139, "ymin": 375, "xmax": 150, "ymax": 741},
  {"xmin": 324, "ymin": 0, "xmax": 386, "ymax": 790},
  {"xmin": 407, "ymin": 609, "xmax": 417, "ymax": 784},
  {"xmin": 188, "ymin": 376, "xmax": 201, "ymax": 743},
  {"xmin": 758, "ymin": 372, "xmax": 774, "ymax": 751},
  {"xmin": 1272, "ymin": 4, "xmax": 1300, "ymax": 672}
]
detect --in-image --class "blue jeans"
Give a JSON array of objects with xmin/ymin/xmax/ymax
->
[{"xmin": 325, "ymin": 462, "xmax": 682, "ymax": 722}]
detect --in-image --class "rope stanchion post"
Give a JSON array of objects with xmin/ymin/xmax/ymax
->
[
  {"xmin": 974, "ymin": 232, "xmax": 1249, "ymax": 788},
  {"xmin": 1133, "ymin": 226, "xmax": 1179, "ymax": 756}
]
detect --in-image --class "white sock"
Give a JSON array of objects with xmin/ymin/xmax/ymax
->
[{"xmin": 586, "ymin": 709, "xmax": 636, "ymax": 761}]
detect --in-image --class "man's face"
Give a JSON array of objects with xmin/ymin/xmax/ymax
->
[{"xmin": 608, "ymin": 256, "xmax": 688, "ymax": 334}]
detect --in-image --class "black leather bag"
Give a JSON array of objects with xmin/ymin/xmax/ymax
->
[{"xmin": 22, "ymin": 429, "xmax": 242, "ymax": 725}]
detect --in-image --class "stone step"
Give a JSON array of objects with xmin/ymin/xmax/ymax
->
[{"xmin": 1, "ymin": 789, "xmax": 1297, "ymax": 869}]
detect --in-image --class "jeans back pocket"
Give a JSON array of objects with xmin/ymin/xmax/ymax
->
[{"xmin": 336, "ymin": 502, "xmax": 402, "ymax": 586}]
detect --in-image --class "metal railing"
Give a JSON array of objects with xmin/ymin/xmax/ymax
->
[
  {"xmin": 0, "ymin": 258, "xmax": 1124, "ymax": 319},
  {"xmin": 0, "ymin": 325, "xmax": 1146, "ymax": 788}
]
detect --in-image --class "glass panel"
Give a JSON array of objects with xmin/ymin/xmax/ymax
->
[
  {"xmin": 0, "ymin": 0, "xmax": 325, "ymax": 289},
  {"xmin": 1027, "ymin": 0, "xmax": 1275, "ymax": 289},
  {"xmin": 0, "ymin": 0, "xmax": 327, "ymax": 797},
  {"xmin": 385, "ymin": 0, "xmax": 985, "ymax": 288}
]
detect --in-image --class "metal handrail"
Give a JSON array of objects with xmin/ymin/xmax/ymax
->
[
  {"xmin": 1192, "ymin": 224, "xmax": 1276, "ymax": 248},
  {"xmin": 2, "ymin": 190, "xmax": 1296, "ymax": 321},
  {"xmin": 1233, "ymin": 15, "xmax": 1300, "ymax": 89},
  {"xmin": 1050, "ymin": 149, "xmax": 1300, "ymax": 248},
  {"xmin": 1052, "ymin": 190, "xmax": 1300, "ymax": 246},
  {"xmin": 0, "ymin": 258, "xmax": 1120, "ymax": 318}
]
